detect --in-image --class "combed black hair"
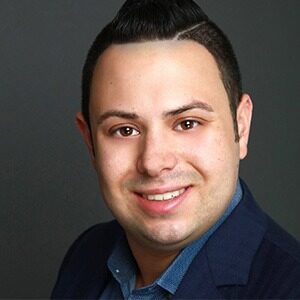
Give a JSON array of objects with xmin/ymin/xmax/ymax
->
[{"xmin": 82, "ymin": 0, "xmax": 242, "ymax": 140}]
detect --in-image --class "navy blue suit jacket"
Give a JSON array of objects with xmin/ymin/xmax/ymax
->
[{"xmin": 52, "ymin": 181, "xmax": 300, "ymax": 299}]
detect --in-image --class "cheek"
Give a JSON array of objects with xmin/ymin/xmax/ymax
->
[
  {"xmin": 94, "ymin": 139, "xmax": 138, "ymax": 187},
  {"xmin": 181, "ymin": 129, "xmax": 237, "ymax": 172}
]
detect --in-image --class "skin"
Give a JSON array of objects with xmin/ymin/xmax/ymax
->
[{"xmin": 76, "ymin": 40, "xmax": 253, "ymax": 287}]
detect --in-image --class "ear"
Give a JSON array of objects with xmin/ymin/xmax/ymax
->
[
  {"xmin": 237, "ymin": 94, "xmax": 253, "ymax": 160},
  {"xmin": 75, "ymin": 112, "xmax": 96, "ymax": 166}
]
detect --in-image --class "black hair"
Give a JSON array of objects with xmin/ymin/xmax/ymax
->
[{"xmin": 82, "ymin": 0, "xmax": 242, "ymax": 140}]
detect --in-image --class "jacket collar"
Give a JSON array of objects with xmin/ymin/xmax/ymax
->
[{"xmin": 174, "ymin": 180, "xmax": 267, "ymax": 298}]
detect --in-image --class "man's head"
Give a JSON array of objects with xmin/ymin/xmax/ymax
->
[
  {"xmin": 81, "ymin": 0, "xmax": 243, "ymax": 141},
  {"xmin": 76, "ymin": 0, "xmax": 252, "ymax": 254}
]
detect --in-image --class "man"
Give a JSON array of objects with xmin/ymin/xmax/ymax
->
[{"xmin": 52, "ymin": 0, "xmax": 300, "ymax": 299}]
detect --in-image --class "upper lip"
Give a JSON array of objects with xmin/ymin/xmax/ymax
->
[{"xmin": 134, "ymin": 185, "xmax": 191, "ymax": 195}]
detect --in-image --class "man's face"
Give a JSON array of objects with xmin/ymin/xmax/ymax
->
[{"xmin": 77, "ymin": 40, "xmax": 252, "ymax": 253}]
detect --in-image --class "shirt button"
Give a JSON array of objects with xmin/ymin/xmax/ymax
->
[{"xmin": 115, "ymin": 269, "xmax": 120, "ymax": 273}]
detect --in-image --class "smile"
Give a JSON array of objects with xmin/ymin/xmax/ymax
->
[{"xmin": 142, "ymin": 188, "xmax": 186, "ymax": 201}]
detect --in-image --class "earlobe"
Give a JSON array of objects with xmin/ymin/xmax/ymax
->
[
  {"xmin": 237, "ymin": 94, "xmax": 253, "ymax": 160},
  {"xmin": 75, "ymin": 112, "xmax": 96, "ymax": 164}
]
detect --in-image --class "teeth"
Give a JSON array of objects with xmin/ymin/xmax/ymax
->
[{"xmin": 142, "ymin": 188, "xmax": 185, "ymax": 201}]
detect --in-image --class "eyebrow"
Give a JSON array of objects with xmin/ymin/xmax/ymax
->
[
  {"xmin": 96, "ymin": 100, "xmax": 214, "ymax": 125},
  {"xmin": 163, "ymin": 100, "xmax": 214, "ymax": 117},
  {"xmin": 97, "ymin": 110, "xmax": 139, "ymax": 125}
]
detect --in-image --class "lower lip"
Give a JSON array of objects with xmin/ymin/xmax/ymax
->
[{"xmin": 134, "ymin": 186, "xmax": 191, "ymax": 216}]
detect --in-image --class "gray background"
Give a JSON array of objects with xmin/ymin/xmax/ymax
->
[{"xmin": 1, "ymin": 0, "xmax": 299, "ymax": 298}]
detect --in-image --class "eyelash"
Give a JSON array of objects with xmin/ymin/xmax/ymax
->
[
  {"xmin": 111, "ymin": 126, "xmax": 140, "ymax": 137},
  {"xmin": 174, "ymin": 119, "xmax": 201, "ymax": 131},
  {"xmin": 110, "ymin": 119, "xmax": 201, "ymax": 137}
]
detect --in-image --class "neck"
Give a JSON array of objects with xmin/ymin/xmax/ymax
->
[{"xmin": 127, "ymin": 237, "xmax": 180, "ymax": 288}]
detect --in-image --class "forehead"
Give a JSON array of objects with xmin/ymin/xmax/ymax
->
[
  {"xmin": 90, "ymin": 40, "xmax": 228, "ymax": 114},
  {"xmin": 93, "ymin": 40, "xmax": 220, "ymax": 80}
]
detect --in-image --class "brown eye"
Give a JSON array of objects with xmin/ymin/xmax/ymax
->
[
  {"xmin": 175, "ymin": 120, "xmax": 200, "ymax": 131},
  {"xmin": 113, "ymin": 126, "xmax": 140, "ymax": 137}
]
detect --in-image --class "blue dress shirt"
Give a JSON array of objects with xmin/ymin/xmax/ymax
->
[{"xmin": 100, "ymin": 181, "xmax": 242, "ymax": 300}]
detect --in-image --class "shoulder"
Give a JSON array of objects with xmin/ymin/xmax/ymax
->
[
  {"xmin": 264, "ymin": 215, "xmax": 300, "ymax": 262},
  {"xmin": 51, "ymin": 220, "xmax": 123, "ymax": 298},
  {"xmin": 242, "ymin": 179, "xmax": 300, "ymax": 271},
  {"xmin": 217, "ymin": 181, "xmax": 300, "ymax": 298},
  {"xmin": 256, "ymin": 216, "xmax": 300, "ymax": 287},
  {"xmin": 62, "ymin": 220, "xmax": 122, "ymax": 261},
  {"xmin": 73, "ymin": 220, "xmax": 122, "ymax": 247},
  {"xmin": 232, "ymin": 217, "xmax": 300, "ymax": 299},
  {"xmin": 243, "ymin": 185, "xmax": 300, "ymax": 298}
]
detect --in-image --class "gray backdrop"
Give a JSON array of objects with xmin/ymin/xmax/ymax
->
[{"xmin": 1, "ymin": 0, "xmax": 299, "ymax": 298}]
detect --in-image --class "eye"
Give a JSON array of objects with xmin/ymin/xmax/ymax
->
[
  {"xmin": 112, "ymin": 126, "xmax": 140, "ymax": 137},
  {"xmin": 175, "ymin": 119, "xmax": 200, "ymax": 131}
]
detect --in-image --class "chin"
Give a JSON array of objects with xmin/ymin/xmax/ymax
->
[{"xmin": 137, "ymin": 222, "xmax": 197, "ymax": 251}]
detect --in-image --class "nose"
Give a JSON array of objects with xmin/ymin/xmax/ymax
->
[{"xmin": 137, "ymin": 132, "xmax": 177, "ymax": 177}]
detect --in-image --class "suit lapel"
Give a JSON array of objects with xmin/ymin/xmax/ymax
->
[
  {"xmin": 206, "ymin": 181, "xmax": 266, "ymax": 287},
  {"xmin": 82, "ymin": 271, "xmax": 110, "ymax": 299},
  {"xmin": 173, "ymin": 248, "xmax": 223, "ymax": 299}
]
